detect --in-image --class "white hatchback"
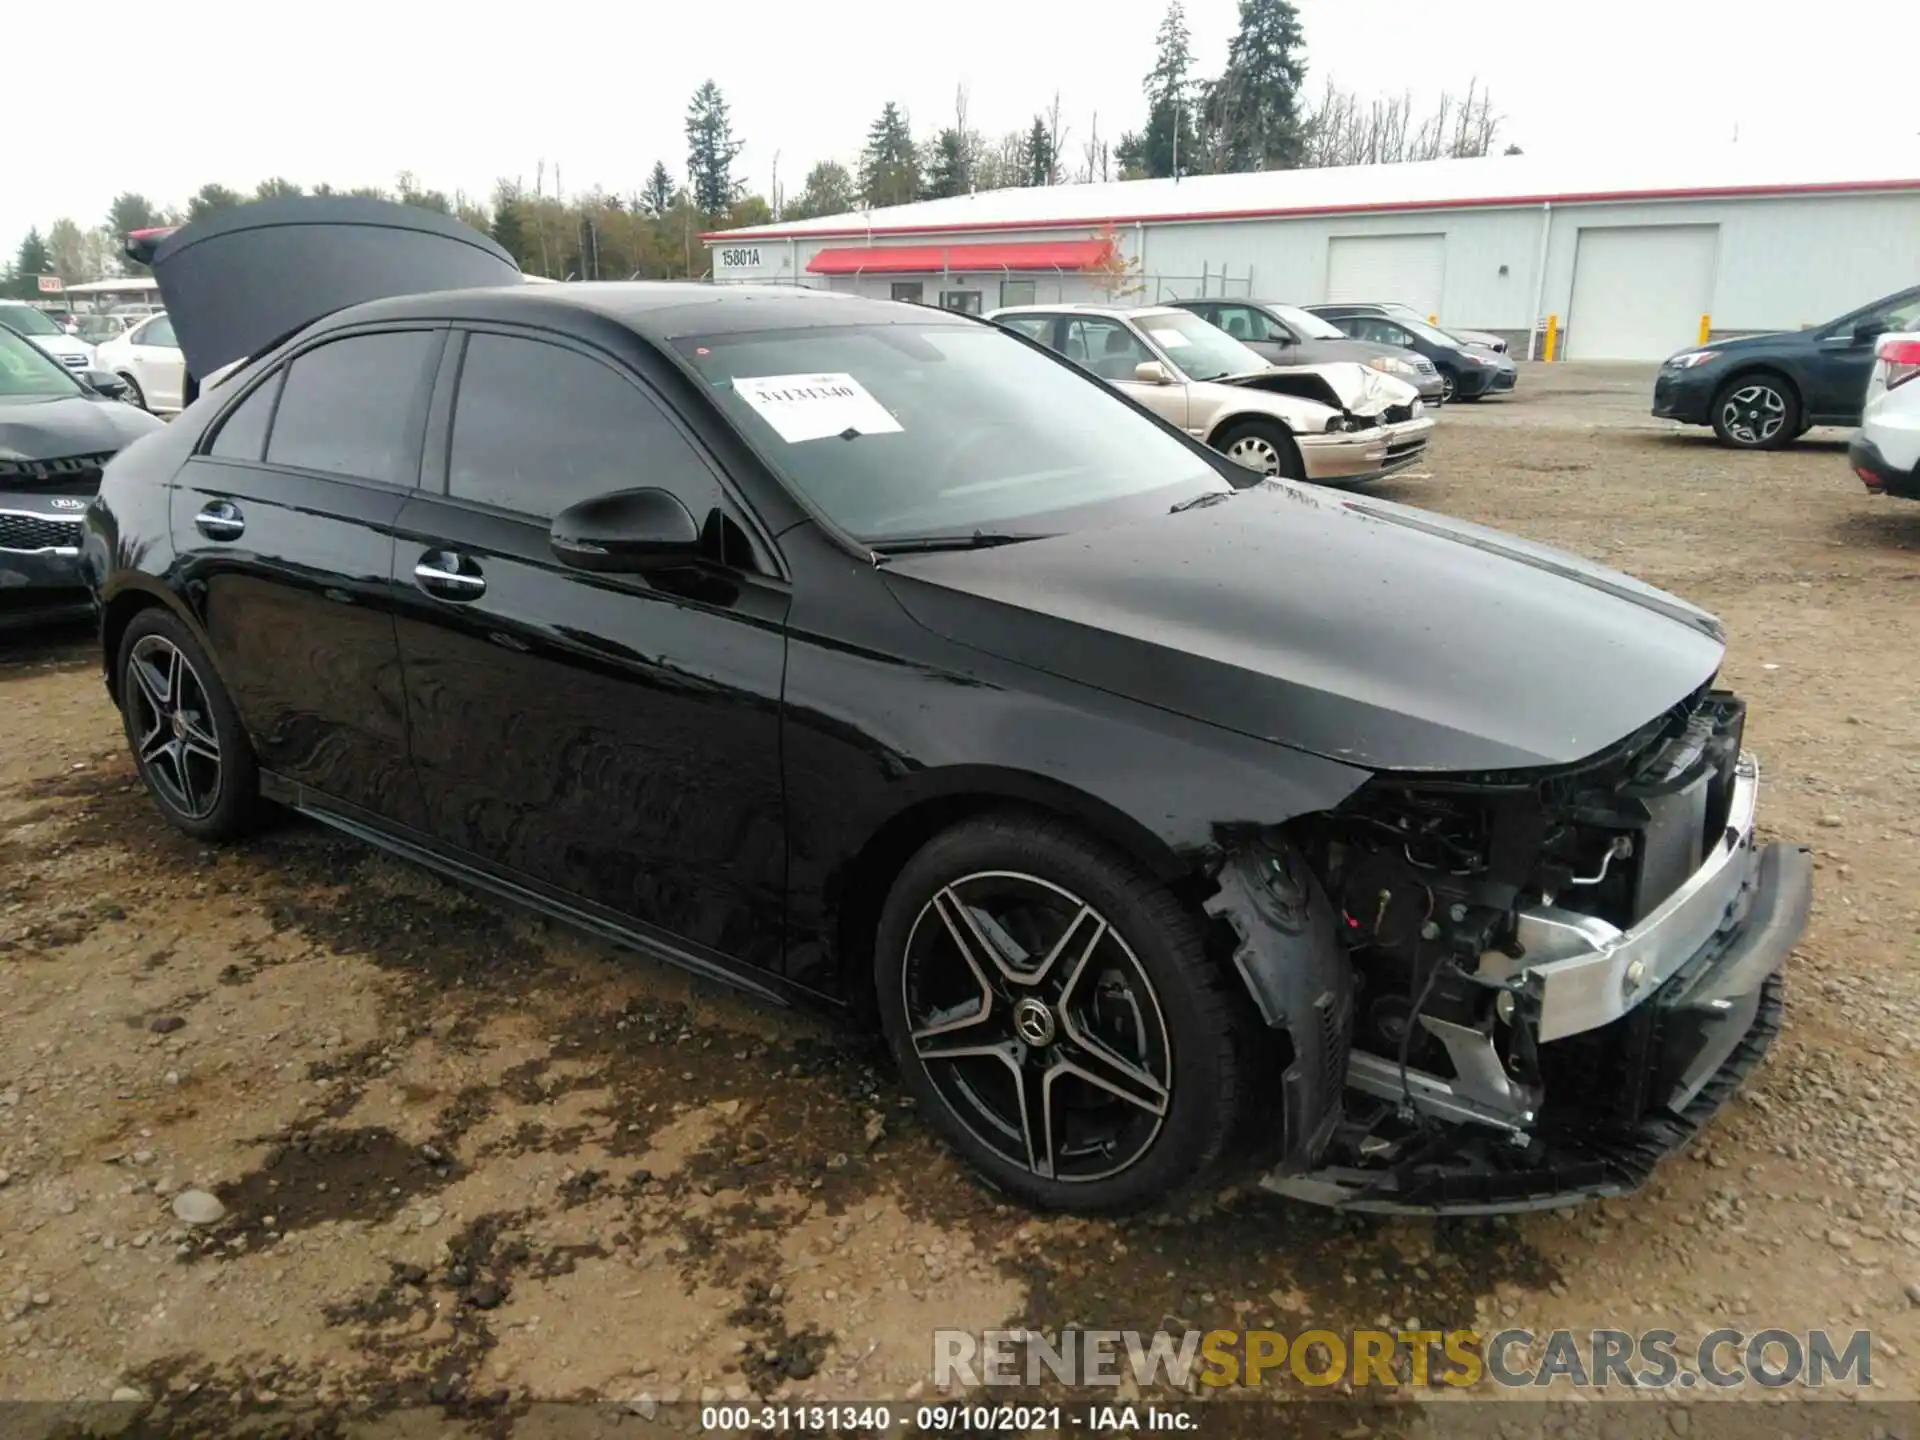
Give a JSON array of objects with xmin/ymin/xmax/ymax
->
[
  {"xmin": 95, "ymin": 312, "xmax": 186, "ymax": 414},
  {"xmin": 1851, "ymin": 333, "xmax": 1920, "ymax": 501}
]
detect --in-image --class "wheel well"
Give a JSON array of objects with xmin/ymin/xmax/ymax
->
[
  {"xmin": 1209, "ymin": 411, "xmax": 1296, "ymax": 446},
  {"xmin": 831, "ymin": 793, "xmax": 1208, "ymax": 1024},
  {"xmin": 99, "ymin": 591, "xmax": 166, "ymax": 701}
]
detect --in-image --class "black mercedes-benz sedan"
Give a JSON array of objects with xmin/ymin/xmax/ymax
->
[
  {"xmin": 1, "ymin": 323, "xmax": 161, "ymax": 631},
  {"xmin": 84, "ymin": 198, "xmax": 1811, "ymax": 1217}
]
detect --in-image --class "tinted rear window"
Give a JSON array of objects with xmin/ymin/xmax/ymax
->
[{"xmin": 265, "ymin": 331, "xmax": 436, "ymax": 485}]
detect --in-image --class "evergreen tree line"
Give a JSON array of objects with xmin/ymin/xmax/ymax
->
[{"xmin": 4, "ymin": 0, "xmax": 1513, "ymax": 296}]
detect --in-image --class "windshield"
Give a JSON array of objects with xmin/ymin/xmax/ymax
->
[
  {"xmin": 1265, "ymin": 304, "xmax": 1347, "ymax": 340},
  {"xmin": 1135, "ymin": 310, "xmax": 1270, "ymax": 381},
  {"xmin": 0, "ymin": 325, "xmax": 82, "ymax": 398},
  {"xmin": 675, "ymin": 321, "xmax": 1227, "ymax": 543},
  {"xmin": 0, "ymin": 305, "xmax": 63, "ymax": 338}
]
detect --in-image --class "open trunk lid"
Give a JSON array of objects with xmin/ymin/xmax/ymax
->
[{"xmin": 127, "ymin": 196, "xmax": 522, "ymax": 385}]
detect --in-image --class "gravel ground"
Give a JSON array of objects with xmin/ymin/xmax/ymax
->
[{"xmin": 2, "ymin": 364, "xmax": 1918, "ymax": 1433}]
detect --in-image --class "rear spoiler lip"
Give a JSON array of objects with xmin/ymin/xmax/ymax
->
[{"xmin": 123, "ymin": 226, "xmax": 178, "ymax": 267}]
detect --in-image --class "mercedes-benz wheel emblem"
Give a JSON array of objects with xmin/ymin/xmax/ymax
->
[{"xmin": 1011, "ymin": 997, "xmax": 1057, "ymax": 1048}]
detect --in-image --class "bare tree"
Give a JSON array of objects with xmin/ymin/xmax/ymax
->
[
  {"xmin": 1079, "ymin": 111, "xmax": 1113, "ymax": 185},
  {"xmin": 1303, "ymin": 77, "xmax": 1505, "ymax": 168},
  {"xmin": 1045, "ymin": 91, "xmax": 1069, "ymax": 186}
]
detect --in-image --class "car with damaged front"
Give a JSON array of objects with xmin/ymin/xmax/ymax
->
[
  {"xmin": 987, "ymin": 302, "xmax": 1432, "ymax": 484},
  {"xmin": 85, "ymin": 197, "xmax": 1810, "ymax": 1217}
]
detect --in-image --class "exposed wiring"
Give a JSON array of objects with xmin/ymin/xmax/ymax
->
[{"xmin": 1397, "ymin": 947, "xmax": 1458, "ymax": 1126}]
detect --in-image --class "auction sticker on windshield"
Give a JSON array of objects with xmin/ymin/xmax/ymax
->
[{"xmin": 732, "ymin": 373, "xmax": 904, "ymax": 444}]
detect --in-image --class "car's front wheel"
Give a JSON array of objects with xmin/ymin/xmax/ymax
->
[
  {"xmin": 875, "ymin": 813, "xmax": 1251, "ymax": 1213},
  {"xmin": 1214, "ymin": 419, "xmax": 1304, "ymax": 480},
  {"xmin": 1712, "ymin": 374, "xmax": 1800, "ymax": 449},
  {"xmin": 116, "ymin": 609, "xmax": 261, "ymax": 841}
]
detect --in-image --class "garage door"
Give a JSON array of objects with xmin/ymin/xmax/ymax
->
[
  {"xmin": 1325, "ymin": 235, "xmax": 1446, "ymax": 318},
  {"xmin": 1566, "ymin": 225, "xmax": 1718, "ymax": 360}
]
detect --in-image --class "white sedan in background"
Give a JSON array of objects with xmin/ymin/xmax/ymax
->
[
  {"xmin": 1851, "ymin": 332, "xmax": 1920, "ymax": 501},
  {"xmin": 95, "ymin": 313, "xmax": 185, "ymax": 414}
]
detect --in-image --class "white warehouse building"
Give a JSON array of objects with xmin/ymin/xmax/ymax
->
[{"xmin": 703, "ymin": 147, "xmax": 1920, "ymax": 360}]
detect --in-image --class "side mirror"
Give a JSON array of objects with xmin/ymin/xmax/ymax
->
[
  {"xmin": 1854, "ymin": 318, "xmax": 1889, "ymax": 345},
  {"xmin": 82, "ymin": 369, "xmax": 129, "ymax": 400},
  {"xmin": 1134, "ymin": 360, "xmax": 1173, "ymax": 385},
  {"xmin": 550, "ymin": 487, "xmax": 704, "ymax": 573}
]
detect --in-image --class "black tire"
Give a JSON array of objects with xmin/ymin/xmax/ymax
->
[
  {"xmin": 117, "ymin": 372, "xmax": 147, "ymax": 411},
  {"xmin": 874, "ymin": 811, "xmax": 1252, "ymax": 1213},
  {"xmin": 115, "ymin": 608, "xmax": 261, "ymax": 841},
  {"xmin": 1711, "ymin": 372, "xmax": 1801, "ymax": 450},
  {"xmin": 1212, "ymin": 418, "xmax": 1304, "ymax": 481}
]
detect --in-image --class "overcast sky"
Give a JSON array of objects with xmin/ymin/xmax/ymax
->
[{"xmin": 10, "ymin": 0, "xmax": 1917, "ymax": 253}]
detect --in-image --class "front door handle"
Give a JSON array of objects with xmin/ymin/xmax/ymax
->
[
  {"xmin": 194, "ymin": 499, "xmax": 245, "ymax": 541},
  {"xmin": 414, "ymin": 549, "xmax": 486, "ymax": 601}
]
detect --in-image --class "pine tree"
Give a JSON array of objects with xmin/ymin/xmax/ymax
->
[
  {"xmin": 489, "ymin": 184, "xmax": 529, "ymax": 267},
  {"xmin": 1141, "ymin": 1, "xmax": 1198, "ymax": 179},
  {"xmin": 1025, "ymin": 117, "xmax": 1056, "ymax": 187},
  {"xmin": 1206, "ymin": 0, "xmax": 1309, "ymax": 172},
  {"xmin": 685, "ymin": 80, "xmax": 743, "ymax": 216},
  {"xmin": 642, "ymin": 161, "xmax": 676, "ymax": 219},
  {"xmin": 858, "ymin": 103, "xmax": 921, "ymax": 208},
  {"xmin": 10, "ymin": 228, "xmax": 51, "ymax": 298},
  {"xmin": 927, "ymin": 130, "xmax": 973, "ymax": 199}
]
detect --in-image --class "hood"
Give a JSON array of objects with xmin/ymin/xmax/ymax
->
[
  {"xmin": 143, "ymin": 196, "xmax": 522, "ymax": 382},
  {"xmin": 1671, "ymin": 330, "xmax": 1801, "ymax": 362},
  {"xmin": 0, "ymin": 393, "xmax": 164, "ymax": 463},
  {"xmin": 1220, "ymin": 361, "xmax": 1421, "ymax": 415},
  {"xmin": 28, "ymin": 334, "xmax": 93, "ymax": 360},
  {"xmin": 879, "ymin": 482, "xmax": 1725, "ymax": 775}
]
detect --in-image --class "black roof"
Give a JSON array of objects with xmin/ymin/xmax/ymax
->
[{"xmin": 342, "ymin": 282, "xmax": 933, "ymax": 341}]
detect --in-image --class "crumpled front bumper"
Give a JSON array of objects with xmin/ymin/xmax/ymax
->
[
  {"xmin": 1264, "ymin": 755, "xmax": 1812, "ymax": 1215},
  {"xmin": 1296, "ymin": 415, "xmax": 1435, "ymax": 483}
]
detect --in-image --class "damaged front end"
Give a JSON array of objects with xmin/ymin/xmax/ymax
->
[{"xmin": 1207, "ymin": 685, "xmax": 1812, "ymax": 1215}]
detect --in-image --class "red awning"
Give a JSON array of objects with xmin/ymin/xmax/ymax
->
[{"xmin": 806, "ymin": 238, "xmax": 1111, "ymax": 276}]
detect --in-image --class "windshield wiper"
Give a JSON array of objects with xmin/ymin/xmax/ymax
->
[
  {"xmin": 869, "ymin": 531, "xmax": 1048, "ymax": 560},
  {"xmin": 1170, "ymin": 490, "xmax": 1233, "ymax": 513}
]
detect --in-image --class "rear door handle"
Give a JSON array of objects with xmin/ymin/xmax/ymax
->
[
  {"xmin": 414, "ymin": 549, "xmax": 486, "ymax": 601},
  {"xmin": 194, "ymin": 499, "xmax": 245, "ymax": 541}
]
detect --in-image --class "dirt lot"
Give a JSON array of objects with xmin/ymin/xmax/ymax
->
[{"xmin": 3, "ymin": 363, "xmax": 1919, "ymax": 1431}]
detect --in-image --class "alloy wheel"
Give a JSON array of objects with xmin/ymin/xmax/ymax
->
[
  {"xmin": 126, "ymin": 634, "xmax": 223, "ymax": 820},
  {"xmin": 900, "ymin": 871, "xmax": 1172, "ymax": 1184},
  {"xmin": 1223, "ymin": 434, "xmax": 1283, "ymax": 475},
  {"xmin": 1440, "ymin": 371, "xmax": 1457, "ymax": 403},
  {"xmin": 1719, "ymin": 383, "xmax": 1788, "ymax": 446}
]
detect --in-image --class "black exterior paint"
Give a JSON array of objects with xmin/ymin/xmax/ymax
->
[
  {"xmin": 86, "ymin": 229, "xmax": 1734, "ymax": 1015},
  {"xmin": 1652, "ymin": 283, "xmax": 1920, "ymax": 430}
]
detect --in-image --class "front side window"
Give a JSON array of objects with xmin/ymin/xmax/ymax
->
[
  {"xmin": 674, "ymin": 320, "xmax": 1227, "ymax": 543},
  {"xmin": 448, "ymin": 332, "xmax": 723, "ymax": 521},
  {"xmin": 1264, "ymin": 304, "xmax": 1347, "ymax": 340},
  {"xmin": 266, "ymin": 331, "xmax": 437, "ymax": 486},
  {"xmin": 0, "ymin": 325, "xmax": 80, "ymax": 398}
]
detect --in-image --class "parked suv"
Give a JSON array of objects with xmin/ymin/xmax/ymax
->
[
  {"xmin": 1308, "ymin": 304, "xmax": 1518, "ymax": 402},
  {"xmin": 1653, "ymin": 284, "xmax": 1920, "ymax": 450},
  {"xmin": 1172, "ymin": 300, "xmax": 1444, "ymax": 404}
]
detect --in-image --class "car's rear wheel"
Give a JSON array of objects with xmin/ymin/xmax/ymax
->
[
  {"xmin": 117, "ymin": 373, "xmax": 147, "ymax": 411},
  {"xmin": 875, "ymin": 813, "xmax": 1250, "ymax": 1213},
  {"xmin": 1214, "ymin": 419, "xmax": 1304, "ymax": 481},
  {"xmin": 1712, "ymin": 374, "xmax": 1800, "ymax": 449},
  {"xmin": 116, "ymin": 609, "xmax": 260, "ymax": 841}
]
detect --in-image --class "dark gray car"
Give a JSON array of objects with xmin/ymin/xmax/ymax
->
[{"xmin": 1175, "ymin": 299, "xmax": 1446, "ymax": 404}]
